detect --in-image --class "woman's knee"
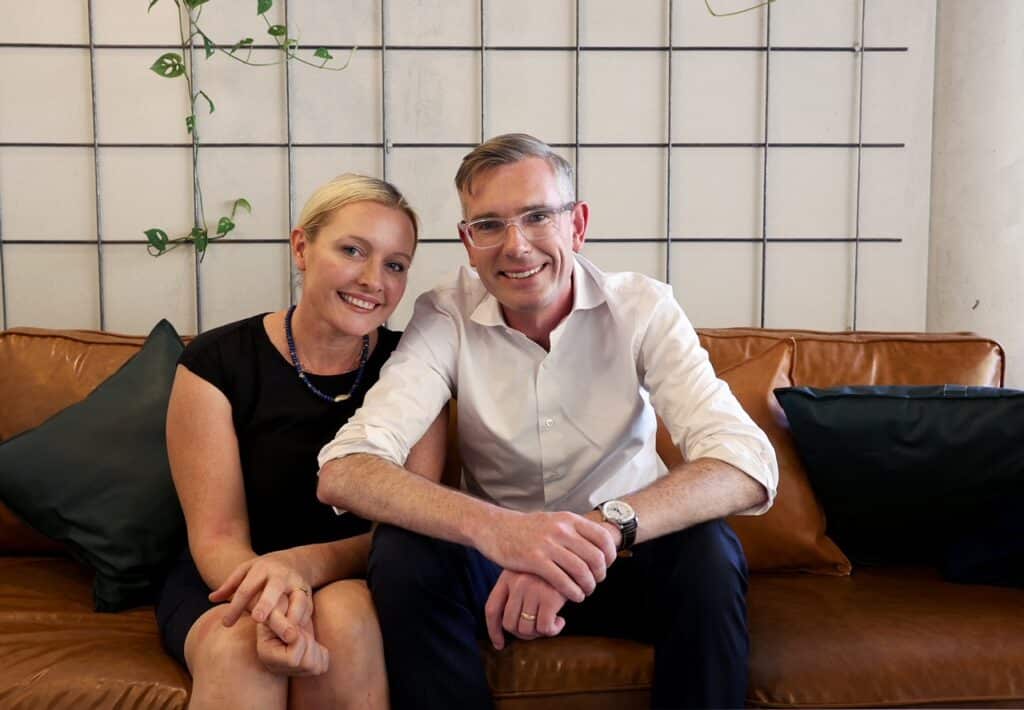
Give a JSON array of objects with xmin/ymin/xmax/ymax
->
[
  {"xmin": 184, "ymin": 605, "xmax": 263, "ymax": 674},
  {"xmin": 311, "ymin": 579, "xmax": 382, "ymax": 654}
]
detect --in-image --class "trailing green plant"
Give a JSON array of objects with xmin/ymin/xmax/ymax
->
[
  {"xmin": 704, "ymin": 0, "xmax": 776, "ymax": 18},
  {"xmin": 144, "ymin": 0, "xmax": 355, "ymax": 258}
]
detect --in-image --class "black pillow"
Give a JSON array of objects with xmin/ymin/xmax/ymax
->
[
  {"xmin": 0, "ymin": 320, "xmax": 186, "ymax": 611},
  {"xmin": 774, "ymin": 385, "xmax": 1024, "ymax": 570}
]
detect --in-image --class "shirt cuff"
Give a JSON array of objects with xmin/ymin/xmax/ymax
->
[
  {"xmin": 695, "ymin": 442, "xmax": 778, "ymax": 516},
  {"xmin": 317, "ymin": 425, "xmax": 408, "ymax": 517}
]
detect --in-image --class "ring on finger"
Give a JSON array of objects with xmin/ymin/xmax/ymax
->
[{"xmin": 520, "ymin": 611, "xmax": 537, "ymax": 621}]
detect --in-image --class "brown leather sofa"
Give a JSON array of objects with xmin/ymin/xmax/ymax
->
[{"xmin": 2, "ymin": 325, "xmax": 1023, "ymax": 709}]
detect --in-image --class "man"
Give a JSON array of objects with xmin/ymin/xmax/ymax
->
[{"xmin": 316, "ymin": 133, "xmax": 778, "ymax": 709}]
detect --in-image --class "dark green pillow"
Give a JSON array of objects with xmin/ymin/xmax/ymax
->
[
  {"xmin": 0, "ymin": 320, "xmax": 186, "ymax": 611},
  {"xmin": 774, "ymin": 385, "xmax": 1024, "ymax": 567}
]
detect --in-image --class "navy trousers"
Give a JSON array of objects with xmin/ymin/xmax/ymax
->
[{"xmin": 368, "ymin": 519, "xmax": 750, "ymax": 710}]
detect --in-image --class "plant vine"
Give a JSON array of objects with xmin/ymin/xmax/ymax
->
[
  {"xmin": 144, "ymin": 0, "xmax": 354, "ymax": 258},
  {"xmin": 704, "ymin": 0, "xmax": 776, "ymax": 18}
]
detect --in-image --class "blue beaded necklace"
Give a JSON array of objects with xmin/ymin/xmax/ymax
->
[{"xmin": 284, "ymin": 305, "xmax": 370, "ymax": 403}]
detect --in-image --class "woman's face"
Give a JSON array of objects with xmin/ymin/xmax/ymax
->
[{"xmin": 293, "ymin": 201, "xmax": 416, "ymax": 336}]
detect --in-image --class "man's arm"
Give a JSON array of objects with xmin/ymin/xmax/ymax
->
[
  {"xmin": 317, "ymin": 453, "xmax": 614, "ymax": 603},
  {"xmin": 484, "ymin": 458, "xmax": 764, "ymax": 646},
  {"xmin": 584, "ymin": 457, "xmax": 766, "ymax": 546},
  {"xmin": 628, "ymin": 288, "xmax": 778, "ymax": 540}
]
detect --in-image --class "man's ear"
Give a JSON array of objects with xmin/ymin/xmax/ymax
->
[
  {"xmin": 458, "ymin": 226, "xmax": 478, "ymax": 269},
  {"xmin": 570, "ymin": 201, "xmax": 590, "ymax": 252},
  {"xmin": 291, "ymin": 228, "xmax": 310, "ymax": 271}
]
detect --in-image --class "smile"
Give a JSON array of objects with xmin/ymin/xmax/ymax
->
[
  {"xmin": 339, "ymin": 293, "xmax": 380, "ymax": 311},
  {"xmin": 502, "ymin": 264, "xmax": 545, "ymax": 280}
]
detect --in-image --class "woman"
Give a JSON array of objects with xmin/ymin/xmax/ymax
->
[{"xmin": 157, "ymin": 174, "xmax": 445, "ymax": 709}]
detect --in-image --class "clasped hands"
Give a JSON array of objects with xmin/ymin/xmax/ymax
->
[
  {"xmin": 208, "ymin": 552, "xmax": 328, "ymax": 676},
  {"xmin": 479, "ymin": 510, "xmax": 619, "ymax": 650}
]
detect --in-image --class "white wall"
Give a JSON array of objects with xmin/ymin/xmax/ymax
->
[
  {"xmin": 0, "ymin": 0, "xmax": 936, "ymax": 338},
  {"xmin": 929, "ymin": 0, "xmax": 1024, "ymax": 387}
]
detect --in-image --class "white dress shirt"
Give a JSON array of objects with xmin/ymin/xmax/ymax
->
[{"xmin": 319, "ymin": 255, "xmax": 778, "ymax": 515}]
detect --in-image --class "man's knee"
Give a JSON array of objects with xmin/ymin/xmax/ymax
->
[
  {"xmin": 368, "ymin": 525, "xmax": 465, "ymax": 601},
  {"xmin": 656, "ymin": 519, "xmax": 748, "ymax": 603}
]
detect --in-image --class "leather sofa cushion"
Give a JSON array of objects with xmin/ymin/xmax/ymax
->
[
  {"xmin": 480, "ymin": 567, "xmax": 1024, "ymax": 709},
  {"xmin": 0, "ymin": 557, "xmax": 189, "ymax": 709},
  {"xmin": 747, "ymin": 568, "xmax": 1024, "ymax": 708},
  {"xmin": 5, "ymin": 556, "xmax": 1022, "ymax": 710}
]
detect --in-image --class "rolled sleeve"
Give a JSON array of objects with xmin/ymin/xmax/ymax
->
[
  {"xmin": 638, "ymin": 289, "xmax": 779, "ymax": 515},
  {"xmin": 317, "ymin": 290, "xmax": 458, "ymax": 473}
]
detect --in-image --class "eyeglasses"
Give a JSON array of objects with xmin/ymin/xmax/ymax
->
[{"xmin": 458, "ymin": 202, "xmax": 576, "ymax": 249}]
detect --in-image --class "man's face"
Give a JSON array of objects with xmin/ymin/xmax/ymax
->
[{"xmin": 458, "ymin": 157, "xmax": 587, "ymax": 326}]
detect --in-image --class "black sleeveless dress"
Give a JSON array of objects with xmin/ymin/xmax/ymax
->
[{"xmin": 155, "ymin": 313, "xmax": 400, "ymax": 668}]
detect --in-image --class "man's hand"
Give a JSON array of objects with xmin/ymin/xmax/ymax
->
[
  {"xmin": 476, "ymin": 511, "xmax": 617, "ymax": 603},
  {"xmin": 485, "ymin": 570, "xmax": 568, "ymax": 650}
]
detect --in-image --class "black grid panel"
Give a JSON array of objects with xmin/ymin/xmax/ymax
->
[{"xmin": 0, "ymin": 0, "xmax": 927, "ymax": 334}]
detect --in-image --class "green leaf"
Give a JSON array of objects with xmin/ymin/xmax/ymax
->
[
  {"xmin": 267, "ymin": 24, "xmax": 287, "ymax": 37},
  {"xmin": 257, "ymin": 0, "xmax": 273, "ymax": 15},
  {"xmin": 202, "ymin": 32, "xmax": 215, "ymax": 59},
  {"xmin": 313, "ymin": 47, "xmax": 334, "ymax": 61},
  {"xmin": 185, "ymin": 114, "xmax": 195, "ymax": 133},
  {"xmin": 196, "ymin": 90, "xmax": 215, "ymax": 114},
  {"xmin": 231, "ymin": 198, "xmax": 253, "ymax": 217},
  {"xmin": 147, "ymin": 0, "xmax": 160, "ymax": 12},
  {"xmin": 184, "ymin": 0, "xmax": 210, "ymax": 7},
  {"xmin": 229, "ymin": 37, "xmax": 255, "ymax": 54},
  {"xmin": 191, "ymin": 227, "xmax": 209, "ymax": 253},
  {"xmin": 144, "ymin": 228, "xmax": 169, "ymax": 252},
  {"xmin": 150, "ymin": 52, "xmax": 186, "ymax": 78},
  {"xmin": 216, "ymin": 216, "xmax": 236, "ymax": 236}
]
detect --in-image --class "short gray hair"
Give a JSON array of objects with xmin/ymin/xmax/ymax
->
[{"xmin": 455, "ymin": 133, "xmax": 575, "ymax": 205}]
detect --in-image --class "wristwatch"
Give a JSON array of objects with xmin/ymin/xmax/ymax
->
[{"xmin": 597, "ymin": 500, "xmax": 638, "ymax": 551}]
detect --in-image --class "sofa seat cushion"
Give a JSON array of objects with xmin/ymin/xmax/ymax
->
[
  {"xmin": 483, "ymin": 636, "xmax": 652, "ymax": 709},
  {"xmin": 0, "ymin": 557, "xmax": 188, "ymax": 709},
  {"xmin": 747, "ymin": 567, "xmax": 1024, "ymax": 708}
]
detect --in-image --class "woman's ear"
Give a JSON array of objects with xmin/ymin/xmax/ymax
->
[{"xmin": 291, "ymin": 228, "xmax": 310, "ymax": 271}]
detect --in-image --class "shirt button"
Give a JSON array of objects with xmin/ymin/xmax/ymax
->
[{"xmin": 541, "ymin": 417, "xmax": 554, "ymax": 430}]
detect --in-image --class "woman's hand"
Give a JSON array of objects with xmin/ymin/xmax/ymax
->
[
  {"xmin": 209, "ymin": 551, "xmax": 313, "ymax": 630},
  {"xmin": 255, "ymin": 595, "xmax": 329, "ymax": 676}
]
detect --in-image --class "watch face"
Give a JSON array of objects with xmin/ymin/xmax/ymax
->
[{"xmin": 602, "ymin": 500, "xmax": 635, "ymax": 524}]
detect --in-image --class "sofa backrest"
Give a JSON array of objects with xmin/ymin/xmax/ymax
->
[
  {"xmin": 698, "ymin": 328, "xmax": 1005, "ymax": 388},
  {"xmin": 0, "ymin": 326, "xmax": 1006, "ymax": 557}
]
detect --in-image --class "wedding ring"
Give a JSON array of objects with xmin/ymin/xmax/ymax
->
[{"xmin": 520, "ymin": 611, "xmax": 537, "ymax": 621}]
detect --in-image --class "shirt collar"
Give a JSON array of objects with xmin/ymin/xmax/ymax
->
[{"xmin": 469, "ymin": 254, "xmax": 608, "ymax": 329}]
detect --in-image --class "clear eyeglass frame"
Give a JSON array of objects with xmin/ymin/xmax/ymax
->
[{"xmin": 458, "ymin": 202, "xmax": 577, "ymax": 249}]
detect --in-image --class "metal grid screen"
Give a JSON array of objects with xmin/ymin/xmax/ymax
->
[{"xmin": 0, "ymin": 0, "xmax": 931, "ymax": 335}]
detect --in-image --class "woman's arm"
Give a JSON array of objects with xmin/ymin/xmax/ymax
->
[{"xmin": 166, "ymin": 364, "xmax": 257, "ymax": 589}]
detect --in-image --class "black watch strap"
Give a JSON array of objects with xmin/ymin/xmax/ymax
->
[{"xmin": 619, "ymin": 518, "xmax": 638, "ymax": 551}]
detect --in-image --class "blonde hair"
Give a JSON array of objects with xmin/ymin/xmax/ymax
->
[
  {"xmin": 296, "ymin": 173, "xmax": 419, "ymax": 245},
  {"xmin": 455, "ymin": 133, "xmax": 575, "ymax": 205}
]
